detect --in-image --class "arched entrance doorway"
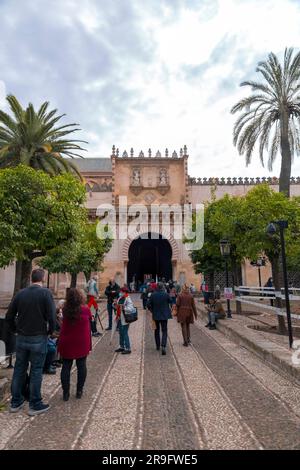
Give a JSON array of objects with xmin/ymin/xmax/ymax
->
[{"xmin": 127, "ymin": 233, "xmax": 172, "ymax": 284}]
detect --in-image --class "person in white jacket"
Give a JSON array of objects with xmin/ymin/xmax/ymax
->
[{"xmin": 114, "ymin": 287, "xmax": 135, "ymax": 355}]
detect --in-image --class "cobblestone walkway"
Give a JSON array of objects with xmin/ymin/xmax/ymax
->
[{"xmin": 1, "ymin": 297, "xmax": 300, "ymax": 450}]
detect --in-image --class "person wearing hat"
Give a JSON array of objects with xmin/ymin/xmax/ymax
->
[{"xmin": 114, "ymin": 287, "xmax": 135, "ymax": 355}]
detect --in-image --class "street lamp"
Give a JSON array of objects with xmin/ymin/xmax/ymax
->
[
  {"xmin": 219, "ymin": 239, "xmax": 232, "ymax": 318},
  {"xmin": 266, "ymin": 220, "xmax": 293, "ymax": 348},
  {"xmin": 250, "ymin": 256, "xmax": 266, "ymax": 287}
]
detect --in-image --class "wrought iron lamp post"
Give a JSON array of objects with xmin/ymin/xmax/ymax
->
[
  {"xmin": 250, "ymin": 256, "xmax": 266, "ymax": 287},
  {"xmin": 266, "ymin": 221, "xmax": 293, "ymax": 348},
  {"xmin": 219, "ymin": 239, "xmax": 232, "ymax": 318}
]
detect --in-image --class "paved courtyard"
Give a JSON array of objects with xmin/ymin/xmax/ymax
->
[{"xmin": 1, "ymin": 295, "xmax": 300, "ymax": 450}]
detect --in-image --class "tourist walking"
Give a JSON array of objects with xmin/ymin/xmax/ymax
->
[
  {"xmin": 205, "ymin": 296, "xmax": 225, "ymax": 330},
  {"xmin": 58, "ymin": 288, "xmax": 92, "ymax": 401},
  {"xmin": 114, "ymin": 287, "xmax": 135, "ymax": 355},
  {"xmin": 105, "ymin": 279, "xmax": 120, "ymax": 330},
  {"xmin": 176, "ymin": 284, "xmax": 198, "ymax": 346},
  {"xmin": 147, "ymin": 282, "xmax": 172, "ymax": 355},
  {"xmin": 6, "ymin": 269, "xmax": 56, "ymax": 416},
  {"xmin": 140, "ymin": 286, "xmax": 148, "ymax": 310},
  {"xmin": 86, "ymin": 275, "xmax": 101, "ymax": 337}
]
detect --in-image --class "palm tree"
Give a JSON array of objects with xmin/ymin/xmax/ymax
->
[
  {"xmin": 0, "ymin": 95, "xmax": 87, "ymax": 178},
  {"xmin": 231, "ymin": 48, "xmax": 300, "ymax": 197}
]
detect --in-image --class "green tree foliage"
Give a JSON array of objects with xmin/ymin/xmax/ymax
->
[
  {"xmin": 188, "ymin": 184, "xmax": 300, "ymax": 332},
  {"xmin": 231, "ymin": 48, "xmax": 300, "ymax": 197},
  {"xmin": 40, "ymin": 223, "xmax": 113, "ymax": 288},
  {"xmin": 189, "ymin": 204, "xmax": 225, "ymax": 290},
  {"xmin": 0, "ymin": 95, "xmax": 86, "ymax": 178},
  {"xmin": 0, "ymin": 165, "xmax": 87, "ymax": 290}
]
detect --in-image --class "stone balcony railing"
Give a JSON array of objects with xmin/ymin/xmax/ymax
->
[
  {"xmin": 188, "ymin": 176, "xmax": 300, "ymax": 186},
  {"xmin": 112, "ymin": 145, "xmax": 188, "ymax": 159}
]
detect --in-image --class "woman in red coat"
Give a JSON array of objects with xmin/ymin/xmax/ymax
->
[{"xmin": 58, "ymin": 288, "xmax": 92, "ymax": 401}]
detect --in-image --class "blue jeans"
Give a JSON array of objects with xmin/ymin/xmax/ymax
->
[
  {"xmin": 119, "ymin": 323, "xmax": 131, "ymax": 350},
  {"xmin": 11, "ymin": 335, "xmax": 47, "ymax": 409},
  {"xmin": 107, "ymin": 303, "xmax": 113, "ymax": 329},
  {"xmin": 207, "ymin": 312, "xmax": 224, "ymax": 325}
]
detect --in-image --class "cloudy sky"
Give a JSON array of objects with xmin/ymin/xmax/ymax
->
[{"xmin": 0, "ymin": 0, "xmax": 300, "ymax": 177}]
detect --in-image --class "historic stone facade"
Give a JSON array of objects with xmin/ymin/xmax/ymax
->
[{"xmin": 2, "ymin": 146, "xmax": 300, "ymax": 296}]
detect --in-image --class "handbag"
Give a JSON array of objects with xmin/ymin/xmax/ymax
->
[
  {"xmin": 172, "ymin": 304, "xmax": 177, "ymax": 316},
  {"xmin": 123, "ymin": 307, "xmax": 138, "ymax": 324}
]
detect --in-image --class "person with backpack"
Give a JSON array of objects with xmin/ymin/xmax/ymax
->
[
  {"xmin": 114, "ymin": 287, "xmax": 135, "ymax": 355},
  {"xmin": 86, "ymin": 275, "xmax": 101, "ymax": 337},
  {"xmin": 105, "ymin": 279, "xmax": 120, "ymax": 330},
  {"xmin": 6, "ymin": 269, "xmax": 56, "ymax": 416}
]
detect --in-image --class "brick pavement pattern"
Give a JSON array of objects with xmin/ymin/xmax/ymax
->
[{"xmin": 1, "ymin": 296, "xmax": 300, "ymax": 450}]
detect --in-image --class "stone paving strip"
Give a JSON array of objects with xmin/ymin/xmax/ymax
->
[
  {"xmin": 195, "ymin": 319, "xmax": 300, "ymax": 421},
  {"xmin": 190, "ymin": 321, "xmax": 300, "ymax": 450},
  {"xmin": 77, "ymin": 310, "xmax": 145, "ymax": 450},
  {"xmin": 141, "ymin": 313, "xmax": 202, "ymax": 450},
  {"xmin": 167, "ymin": 319, "xmax": 260, "ymax": 450},
  {"xmin": 4, "ymin": 332, "xmax": 113, "ymax": 450}
]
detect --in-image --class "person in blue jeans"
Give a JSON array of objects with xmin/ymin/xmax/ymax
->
[
  {"xmin": 5, "ymin": 269, "xmax": 56, "ymax": 416},
  {"xmin": 114, "ymin": 287, "xmax": 134, "ymax": 355}
]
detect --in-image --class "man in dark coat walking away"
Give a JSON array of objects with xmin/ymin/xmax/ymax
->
[
  {"xmin": 6, "ymin": 269, "xmax": 56, "ymax": 416},
  {"xmin": 147, "ymin": 282, "xmax": 172, "ymax": 355}
]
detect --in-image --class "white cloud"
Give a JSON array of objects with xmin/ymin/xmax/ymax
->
[{"xmin": 0, "ymin": 0, "xmax": 300, "ymax": 177}]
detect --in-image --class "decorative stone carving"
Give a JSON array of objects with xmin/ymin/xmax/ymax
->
[
  {"xmin": 159, "ymin": 168, "xmax": 168, "ymax": 186},
  {"xmin": 144, "ymin": 192, "xmax": 156, "ymax": 204},
  {"xmin": 132, "ymin": 168, "xmax": 141, "ymax": 186},
  {"xmin": 130, "ymin": 168, "xmax": 142, "ymax": 195}
]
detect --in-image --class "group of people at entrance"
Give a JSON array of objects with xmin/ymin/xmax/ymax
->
[{"xmin": 5, "ymin": 269, "xmax": 225, "ymax": 416}]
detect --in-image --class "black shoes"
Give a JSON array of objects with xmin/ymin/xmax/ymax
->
[
  {"xmin": 105, "ymin": 327, "xmax": 112, "ymax": 331},
  {"xmin": 183, "ymin": 342, "xmax": 189, "ymax": 347},
  {"xmin": 161, "ymin": 348, "xmax": 166, "ymax": 356},
  {"xmin": 28, "ymin": 403, "xmax": 50, "ymax": 416},
  {"xmin": 92, "ymin": 332, "xmax": 102, "ymax": 337},
  {"xmin": 156, "ymin": 345, "xmax": 160, "ymax": 351},
  {"xmin": 121, "ymin": 350, "xmax": 131, "ymax": 355},
  {"xmin": 115, "ymin": 347, "xmax": 125, "ymax": 353},
  {"xmin": 76, "ymin": 389, "xmax": 83, "ymax": 399},
  {"xmin": 209, "ymin": 324, "xmax": 217, "ymax": 330},
  {"xmin": 63, "ymin": 391, "xmax": 70, "ymax": 402},
  {"xmin": 205, "ymin": 322, "xmax": 211, "ymax": 328}
]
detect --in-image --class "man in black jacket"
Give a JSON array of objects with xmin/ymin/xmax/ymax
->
[
  {"xmin": 147, "ymin": 282, "xmax": 172, "ymax": 355},
  {"xmin": 104, "ymin": 279, "xmax": 120, "ymax": 330},
  {"xmin": 6, "ymin": 268, "xmax": 56, "ymax": 416}
]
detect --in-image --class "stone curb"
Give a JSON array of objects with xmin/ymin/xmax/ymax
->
[
  {"xmin": 0, "ymin": 377, "xmax": 9, "ymax": 403},
  {"xmin": 196, "ymin": 301, "xmax": 300, "ymax": 385}
]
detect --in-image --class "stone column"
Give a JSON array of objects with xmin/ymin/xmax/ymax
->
[
  {"xmin": 124, "ymin": 261, "xmax": 128, "ymax": 285},
  {"xmin": 172, "ymin": 260, "xmax": 177, "ymax": 281}
]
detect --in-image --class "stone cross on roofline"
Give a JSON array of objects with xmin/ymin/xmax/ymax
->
[{"xmin": 111, "ymin": 145, "xmax": 188, "ymax": 159}]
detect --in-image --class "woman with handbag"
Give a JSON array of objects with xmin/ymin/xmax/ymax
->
[
  {"xmin": 176, "ymin": 284, "xmax": 198, "ymax": 347},
  {"xmin": 114, "ymin": 287, "xmax": 135, "ymax": 355}
]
